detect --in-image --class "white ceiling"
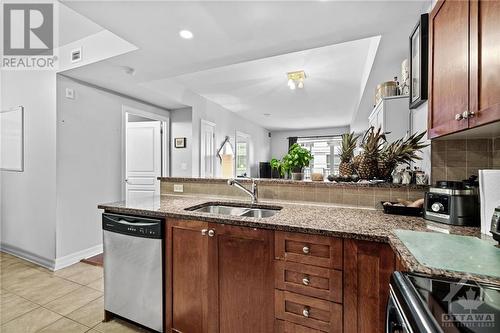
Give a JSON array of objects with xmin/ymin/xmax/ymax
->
[
  {"xmin": 60, "ymin": 0, "xmax": 429, "ymax": 130},
  {"xmin": 168, "ymin": 36, "xmax": 380, "ymax": 130}
]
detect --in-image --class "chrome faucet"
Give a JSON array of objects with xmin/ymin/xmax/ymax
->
[{"xmin": 227, "ymin": 178, "xmax": 258, "ymax": 204}]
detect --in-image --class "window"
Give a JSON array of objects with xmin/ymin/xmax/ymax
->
[
  {"xmin": 235, "ymin": 132, "xmax": 250, "ymax": 177},
  {"xmin": 297, "ymin": 136, "xmax": 342, "ymax": 178}
]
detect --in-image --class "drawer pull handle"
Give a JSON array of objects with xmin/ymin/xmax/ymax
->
[
  {"xmin": 208, "ymin": 229, "xmax": 215, "ymax": 237},
  {"xmin": 302, "ymin": 276, "xmax": 310, "ymax": 286},
  {"xmin": 455, "ymin": 113, "xmax": 464, "ymax": 121},
  {"xmin": 302, "ymin": 246, "xmax": 310, "ymax": 254},
  {"xmin": 201, "ymin": 229, "xmax": 208, "ymax": 236},
  {"xmin": 302, "ymin": 307, "xmax": 310, "ymax": 318}
]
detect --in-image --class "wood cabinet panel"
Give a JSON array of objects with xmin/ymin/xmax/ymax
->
[
  {"xmin": 275, "ymin": 261, "xmax": 342, "ymax": 303},
  {"xmin": 275, "ymin": 320, "xmax": 325, "ymax": 333},
  {"xmin": 469, "ymin": 0, "xmax": 500, "ymax": 128},
  {"xmin": 343, "ymin": 239, "xmax": 395, "ymax": 333},
  {"xmin": 429, "ymin": 0, "xmax": 470, "ymax": 138},
  {"xmin": 275, "ymin": 290, "xmax": 342, "ymax": 333},
  {"xmin": 210, "ymin": 223, "xmax": 274, "ymax": 333},
  {"xmin": 275, "ymin": 232, "xmax": 343, "ymax": 269},
  {"xmin": 166, "ymin": 219, "xmax": 209, "ymax": 333}
]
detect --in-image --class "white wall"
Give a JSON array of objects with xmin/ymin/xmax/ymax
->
[
  {"xmin": 170, "ymin": 107, "xmax": 193, "ymax": 177},
  {"xmin": 410, "ymin": 102, "xmax": 431, "ymax": 176},
  {"xmin": 0, "ymin": 70, "xmax": 58, "ymax": 266},
  {"xmin": 56, "ymin": 75, "xmax": 170, "ymax": 259},
  {"xmin": 270, "ymin": 126, "xmax": 350, "ymax": 159}
]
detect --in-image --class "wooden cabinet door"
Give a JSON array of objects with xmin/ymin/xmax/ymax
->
[
  {"xmin": 428, "ymin": 0, "xmax": 470, "ymax": 138},
  {"xmin": 469, "ymin": 0, "xmax": 500, "ymax": 128},
  {"xmin": 166, "ymin": 219, "xmax": 209, "ymax": 333},
  {"xmin": 209, "ymin": 223, "xmax": 274, "ymax": 333},
  {"xmin": 343, "ymin": 239, "xmax": 395, "ymax": 333}
]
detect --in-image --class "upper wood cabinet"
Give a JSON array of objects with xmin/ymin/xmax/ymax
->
[{"xmin": 428, "ymin": 0, "xmax": 500, "ymax": 138}]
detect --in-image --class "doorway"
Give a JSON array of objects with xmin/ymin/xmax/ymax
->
[
  {"xmin": 123, "ymin": 105, "xmax": 169, "ymax": 201},
  {"xmin": 200, "ymin": 119, "xmax": 216, "ymax": 178}
]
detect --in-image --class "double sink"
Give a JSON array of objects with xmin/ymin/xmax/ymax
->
[{"xmin": 187, "ymin": 203, "xmax": 281, "ymax": 218}]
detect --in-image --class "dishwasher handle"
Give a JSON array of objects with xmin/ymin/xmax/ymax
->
[{"xmin": 102, "ymin": 213, "xmax": 163, "ymax": 239}]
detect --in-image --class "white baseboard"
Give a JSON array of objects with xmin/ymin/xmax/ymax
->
[
  {"xmin": 0, "ymin": 242, "xmax": 55, "ymax": 270},
  {"xmin": 54, "ymin": 244, "xmax": 103, "ymax": 271},
  {"xmin": 0, "ymin": 242, "xmax": 103, "ymax": 271}
]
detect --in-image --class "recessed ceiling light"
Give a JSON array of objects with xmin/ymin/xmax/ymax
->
[
  {"xmin": 179, "ymin": 30, "xmax": 194, "ymax": 39},
  {"xmin": 263, "ymin": 113, "xmax": 271, "ymax": 117}
]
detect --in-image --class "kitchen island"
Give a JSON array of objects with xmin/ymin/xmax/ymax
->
[{"xmin": 99, "ymin": 194, "xmax": 495, "ymax": 333}]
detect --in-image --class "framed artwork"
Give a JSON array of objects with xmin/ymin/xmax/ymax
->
[
  {"xmin": 0, "ymin": 106, "xmax": 24, "ymax": 172},
  {"xmin": 409, "ymin": 13, "xmax": 429, "ymax": 109},
  {"xmin": 174, "ymin": 137, "xmax": 186, "ymax": 148}
]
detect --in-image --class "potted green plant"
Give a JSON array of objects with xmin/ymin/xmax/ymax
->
[
  {"xmin": 270, "ymin": 158, "xmax": 283, "ymax": 178},
  {"xmin": 282, "ymin": 143, "xmax": 313, "ymax": 181}
]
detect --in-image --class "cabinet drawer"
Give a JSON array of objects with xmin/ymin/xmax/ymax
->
[
  {"xmin": 275, "ymin": 290, "xmax": 342, "ymax": 333},
  {"xmin": 275, "ymin": 261, "xmax": 342, "ymax": 303},
  {"xmin": 275, "ymin": 232, "xmax": 342, "ymax": 269},
  {"xmin": 275, "ymin": 319, "xmax": 324, "ymax": 333}
]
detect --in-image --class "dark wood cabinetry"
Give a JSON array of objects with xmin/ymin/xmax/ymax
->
[
  {"xmin": 343, "ymin": 239, "xmax": 395, "ymax": 333},
  {"xmin": 429, "ymin": 0, "xmax": 500, "ymax": 138},
  {"xmin": 166, "ymin": 219, "xmax": 274, "ymax": 333},
  {"xmin": 167, "ymin": 222, "xmax": 396, "ymax": 333}
]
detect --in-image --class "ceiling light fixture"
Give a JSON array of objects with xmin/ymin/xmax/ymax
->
[
  {"xmin": 287, "ymin": 70, "xmax": 306, "ymax": 90},
  {"xmin": 179, "ymin": 30, "xmax": 194, "ymax": 39}
]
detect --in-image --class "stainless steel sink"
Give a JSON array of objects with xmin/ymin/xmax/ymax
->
[{"xmin": 188, "ymin": 204, "xmax": 281, "ymax": 218}]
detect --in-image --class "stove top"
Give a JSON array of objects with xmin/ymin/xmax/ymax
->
[{"xmin": 407, "ymin": 274, "xmax": 500, "ymax": 333}]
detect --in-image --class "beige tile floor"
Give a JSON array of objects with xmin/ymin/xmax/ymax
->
[{"xmin": 0, "ymin": 252, "xmax": 148, "ymax": 332}]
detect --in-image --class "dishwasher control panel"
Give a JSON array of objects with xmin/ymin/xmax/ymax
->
[{"xmin": 102, "ymin": 213, "xmax": 163, "ymax": 239}]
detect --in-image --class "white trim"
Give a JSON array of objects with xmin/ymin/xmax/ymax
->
[
  {"xmin": 121, "ymin": 105, "xmax": 170, "ymax": 199},
  {"xmin": 0, "ymin": 242, "xmax": 104, "ymax": 271},
  {"xmin": 53, "ymin": 244, "xmax": 103, "ymax": 271},
  {"xmin": 1, "ymin": 242, "xmax": 54, "ymax": 270}
]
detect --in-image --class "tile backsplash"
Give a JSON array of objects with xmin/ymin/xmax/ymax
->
[{"xmin": 431, "ymin": 137, "xmax": 500, "ymax": 183}]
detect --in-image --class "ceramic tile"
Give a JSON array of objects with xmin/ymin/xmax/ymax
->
[
  {"xmin": 67, "ymin": 296, "xmax": 104, "ymax": 327},
  {"xmin": 12, "ymin": 274, "xmax": 80, "ymax": 305},
  {"xmin": 86, "ymin": 278, "xmax": 104, "ymax": 292},
  {"xmin": 466, "ymin": 138, "xmax": 491, "ymax": 152},
  {"xmin": 0, "ymin": 307, "xmax": 61, "ymax": 333},
  {"xmin": 37, "ymin": 317, "xmax": 90, "ymax": 333},
  {"xmin": 0, "ymin": 291, "xmax": 39, "ymax": 324},
  {"xmin": 44, "ymin": 286, "xmax": 102, "ymax": 316},
  {"xmin": 466, "ymin": 150, "xmax": 491, "ymax": 168},
  {"xmin": 446, "ymin": 140, "xmax": 466, "ymax": 151},
  {"xmin": 93, "ymin": 318, "xmax": 148, "ymax": 333},
  {"xmin": 446, "ymin": 167, "xmax": 467, "ymax": 181}
]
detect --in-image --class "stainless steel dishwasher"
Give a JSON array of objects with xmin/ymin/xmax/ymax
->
[{"xmin": 102, "ymin": 213, "xmax": 163, "ymax": 332}]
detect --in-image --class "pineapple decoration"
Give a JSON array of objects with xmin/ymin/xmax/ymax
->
[
  {"xmin": 355, "ymin": 127, "xmax": 386, "ymax": 180},
  {"xmin": 339, "ymin": 132, "xmax": 360, "ymax": 177},
  {"xmin": 378, "ymin": 131, "xmax": 429, "ymax": 179}
]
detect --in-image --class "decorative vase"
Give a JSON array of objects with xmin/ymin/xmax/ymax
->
[{"xmin": 291, "ymin": 167, "xmax": 304, "ymax": 181}]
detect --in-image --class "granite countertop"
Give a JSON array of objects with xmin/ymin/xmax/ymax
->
[
  {"xmin": 98, "ymin": 194, "xmax": 498, "ymax": 285},
  {"xmin": 158, "ymin": 177, "xmax": 429, "ymax": 189}
]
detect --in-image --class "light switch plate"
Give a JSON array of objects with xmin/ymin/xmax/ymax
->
[{"xmin": 173, "ymin": 184, "xmax": 184, "ymax": 193}]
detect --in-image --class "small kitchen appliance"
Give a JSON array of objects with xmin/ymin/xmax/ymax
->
[
  {"xmin": 491, "ymin": 206, "xmax": 500, "ymax": 244},
  {"xmin": 424, "ymin": 180, "xmax": 479, "ymax": 226}
]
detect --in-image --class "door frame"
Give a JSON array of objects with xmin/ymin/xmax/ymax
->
[
  {"xmin": 200, "ymin": 119, "xmax": 216, "ymax": 178},
  {"xmin": 234, "ymin": 130, "xmax": 250, "ymax": 177},
  {"xmin": 121, "ymin": 105, "xmax": 169, "ymax": 199}
]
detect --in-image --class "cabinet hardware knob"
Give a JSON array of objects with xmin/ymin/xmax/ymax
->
[
  {"xmin": 455, "ymin": 113, "xmax": 464, "ymax": 121},
  {"xmin": 302, "ymin": 276, "xmax": 310, "ymax": 286},
  {"xmin": 201, "ymin": 229, "xmax": 208, "ymax": 236},
  {"xmin": 462, "ymin": 110, "xmax": 475, "ymax": 119},
  {"xmin": 302, "ymin": 307, "xmax": 310, "ymax": 318},
  {"xmin": 208, "ymin": 229, "xmax": 215, "ymax": 237},
  {"xmin": 302, "ymin": 246, "xmax": 310, "ymax": 254}
]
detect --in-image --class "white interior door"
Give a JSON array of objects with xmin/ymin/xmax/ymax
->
[
  {"xmin": 126, "ymin": 121, "xmax": 161, "ymax": 201},
  {"xmin": 200, "ymin": 120, "xmax": 215, "ymax": 178}
]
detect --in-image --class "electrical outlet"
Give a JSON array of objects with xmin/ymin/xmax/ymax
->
[
  {"xmin": 173, "ymin": 184, "xmax": 184, "ymax": 193},
  {"xmin": 71, "ymin": 47, "xmax": 82, "ymax": 63}
]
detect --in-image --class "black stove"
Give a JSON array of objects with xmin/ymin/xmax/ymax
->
[{"xmin": 387, "ymin": 272, "xmax": 500, "ymax": 333}]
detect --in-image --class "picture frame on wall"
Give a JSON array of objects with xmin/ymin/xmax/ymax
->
[
  {"xmin": 174, "ymin": 137, "xmax": 186, "ymax": 148},
  {"xmin": 409, "ymin": 13, "xmax": 429, "ymax": 109}
]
